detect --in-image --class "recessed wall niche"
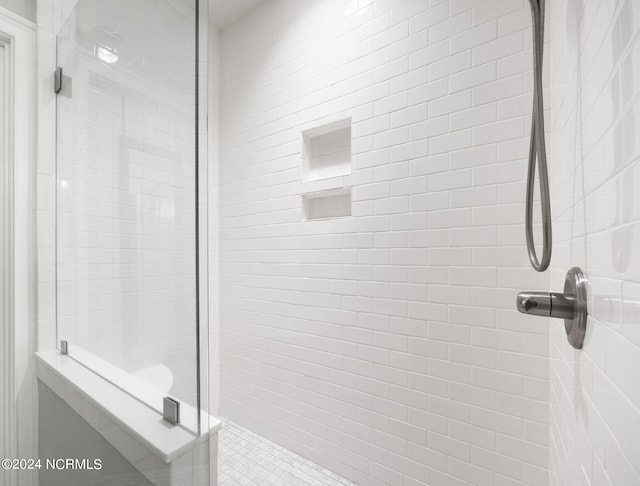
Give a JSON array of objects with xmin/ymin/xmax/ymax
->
[
  {"xmin": 302, "ymin": 188, "xmax": 351, "ymax": 220},
  {"xmin": 302, "ymin": 118, "xmax": 352, "ymax": 182}
]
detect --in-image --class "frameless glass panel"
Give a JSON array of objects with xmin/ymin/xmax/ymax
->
[{"xmin": 56, "ymin": 0, "xmax": 203, "ymax": 434}]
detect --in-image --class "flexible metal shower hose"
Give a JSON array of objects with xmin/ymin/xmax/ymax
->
[{"xmin": 526, "ymin": 0, "xmax": 552, "ymax": 272}]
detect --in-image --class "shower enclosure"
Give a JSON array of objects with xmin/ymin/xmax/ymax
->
[{"xmin": 31, "ymin": 0, "xmax": 640, "ymax": 485}]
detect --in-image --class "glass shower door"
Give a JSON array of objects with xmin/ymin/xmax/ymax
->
[{"xmin": 55, "ymin": 0, "xmax": 205, "ymax": 435}]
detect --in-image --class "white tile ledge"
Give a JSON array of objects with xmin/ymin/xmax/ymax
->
[{"xmin": 35, "ymin": 350, "xmax": 221, "ymax": 466}]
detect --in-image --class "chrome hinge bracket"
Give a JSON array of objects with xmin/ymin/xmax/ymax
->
[{"xmin": 163, "ymin": 396, "xmax": 180, "ymax": 425}]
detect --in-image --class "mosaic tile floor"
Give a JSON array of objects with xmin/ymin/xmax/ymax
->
[{"xmin": 218, "ymin": 419, "xmax": 357, "ymax": 486}]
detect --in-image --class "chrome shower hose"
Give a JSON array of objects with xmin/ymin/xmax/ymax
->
[{"xmin": 526, "ymin": 0, "xmax": 552, "ymax": 272}]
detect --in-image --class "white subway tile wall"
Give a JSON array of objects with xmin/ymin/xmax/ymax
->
[
  {"xmin": 217, "ymin": 0, "xmax": 549, "ymax": 485},
  {"xmin": 548, "ymin": 1, "xmax": 640, "ymax": 485}
]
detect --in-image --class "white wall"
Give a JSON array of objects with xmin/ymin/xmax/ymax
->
[
  {"xmin": 548, "ymin": 1, "xmax": 640, "ymax": 485},
  {"xmin": 0, "ymin": 0, "xmax": 35, "ymax": 22},
  {"xmin": 38, "ymin": 382, "xmax": 153, "ymax": 486},
  {"xmin": 218, "ymin": 1, "xmax": 550, "ymax": 485}
]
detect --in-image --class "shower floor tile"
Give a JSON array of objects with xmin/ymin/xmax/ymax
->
[{"xmin": 218, "ymin": 419, "xmax": 357, "ymax": 486}]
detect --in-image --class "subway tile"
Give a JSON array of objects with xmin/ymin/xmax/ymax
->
[
  {"xmin": 408, "ymin": 1, "xmax": 448, "ymax": 35},
  {"xmin": 429, "ymin": 51, "xmax": 473, "ymax": 81},
  {"xmin": 391, "ymin": 103, "xmax": 429, "ymax": 128},
  {"xmin": 408, "ymin": 78, "xmax": 449, "ymax": 106},
  {"xmin": 451, "ymin": 103, "xmax": 497, "ymax": 131},
  {"xmin": 496, "ymin": 434, "xmax": 547, "ymax": 467},
  {"xmin": 374, "ymin": 21, "xmax": 409, "ymax": 50},
  {"xmin": 473, "ymin": 74, "xmax": 524, "ymax": 105},
  {"xmin": 470, "ymin": 446, "xmax": 522, "ymax": 482},
  {"xmin": 473, "ymin": 31, "xmax": 524, "ymax": 65},
  {"xmin": 374, "ymin": 56, "xmax": 410, "ymax": 83},
  {"xmin": 409, "ymin": 40, "xmax": 449, "ymax": 70},
  {"xmin": 447, "ymin": 456, "xmax": 494, "ymax": 486},
  {"xmin": 373, "ymin": 92, "xmax": 408, "ymax": 116},
  {"xmin": 450, "ymin": 20, "xmax": 497, "ymax": 55},
  {"xmin": 428, "ymin": 432, "xmax": 470, "ymax": 462},
  {"xmin": 430, "ymin": 11, "xmax": 472, "ymax": 44},
  {"xmin": 450, "ymin": 144, "xmax": 498, "ymax": 169},
  {"xmin": 473, "ymin": 118, "xmax": 524, "ymax": 145},
  {"xmin": 450, "ymin": 185, "xmax": 498, "ymax": 208},
  {"xmin": 429, "ymin": 130, "xmax": 473, "ymax": 155}
]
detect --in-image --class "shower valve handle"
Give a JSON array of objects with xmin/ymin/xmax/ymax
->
[
  {"xmin": 516, "ymin": 292, "xmax": 575, "ymax": 319},
  {"xmin": 516, "ymin": 267, "xmax": 589, "ymax": 349}
]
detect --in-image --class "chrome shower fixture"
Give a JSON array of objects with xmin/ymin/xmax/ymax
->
[{"xmin": 517, "ymin": 267, "xmax": 588, "ymax": 349}]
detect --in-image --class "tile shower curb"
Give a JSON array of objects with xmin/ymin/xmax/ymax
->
[{"xmin": 35, "ymin": 350, "xmax": 221, "ymax": 485}]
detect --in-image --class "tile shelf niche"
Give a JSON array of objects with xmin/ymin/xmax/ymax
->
[
  {"xmin": 302, "ymin": 118, "xmax": 351, "ymax": 181},
  {"xmin": 301, "ymin": 118, "xmax": 352, "ymax": 220},
  {"xmin": 302, "ymin": 188, "xmax": 351, "ymax": 220}
]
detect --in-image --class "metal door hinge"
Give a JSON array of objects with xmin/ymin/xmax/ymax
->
[
  {"xmin": 54, "ymin": 67, "xmax": 72, "ymax": 97},
  {"xmin": 54, "ymin": 67, "xmax": 63, "ymax": 93}
]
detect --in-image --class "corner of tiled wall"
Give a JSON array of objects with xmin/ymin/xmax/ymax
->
[{"xmin": 548, "ymin": 0, "xmax": 640, "ymax": 484}]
